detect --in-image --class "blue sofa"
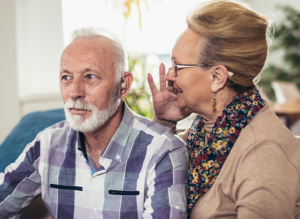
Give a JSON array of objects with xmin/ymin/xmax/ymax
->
[{"xmin": 0, "ymin": 108, "xmax": 65, "ymax": 172}]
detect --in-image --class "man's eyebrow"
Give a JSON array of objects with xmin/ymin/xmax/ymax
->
[
  {"xmin": 61, "ymin": 68, "xmax": 93, "ymax": 73},
  {"xmin": 60, "ymin": 69, "xmax": 70, "ymax": 74},
  {"xmin": 83, "ymin": 68, "xmax": 92, "ymax": 73},
  {"xmin": 60, "ymin": 67, "xmax": 106, "ymax": 75},
  {"xmin": 84, "ymin": 67, "xmax": 106, "ymax": 75}
]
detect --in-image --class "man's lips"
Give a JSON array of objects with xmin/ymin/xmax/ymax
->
[{"xmin": 69, "ymin": 108, "xmax": 91, "ymax": 115}]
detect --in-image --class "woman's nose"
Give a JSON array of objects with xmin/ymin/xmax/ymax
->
[{"xmin": 166, "ymin": 67, "xmax": 175, "ymax": 82}]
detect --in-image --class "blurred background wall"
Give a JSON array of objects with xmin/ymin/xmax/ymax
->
[
  {"xmin": 0, "ymin": 0, "xmax": 300, "ymax": 144},
  {"xmin": 0, "ymin": 0, "xmax": 64, "ymax": 144},
  {"xmin": 0, "ymin": 0, "xmax": 20, "ymax": 145}
]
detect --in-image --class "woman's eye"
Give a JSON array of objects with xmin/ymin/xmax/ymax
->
[{"xmin": 87, "ymin": 74, "xmax": 96, "ymax": 79}]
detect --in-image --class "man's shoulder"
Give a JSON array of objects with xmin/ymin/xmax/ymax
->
[
  {"xmin": 129, "ymin": 113, "xmax": 187, "ymax": 171},
  {"xmin": 39, "ymin": 120, "xmax": 70, "ymax": 133},
  {"xmin": 131, "ymin": 113, "xmax": 186, "ymax": 150},
  {"xmin": 34, "ymin": 120, "xmax": 72, "ymax": 144}
]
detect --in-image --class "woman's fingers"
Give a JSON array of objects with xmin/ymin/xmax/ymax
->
[
  {"xmin": 148, "ymin": 63, "xmax": 175, "ymax": 95},
  {"xmin": 147, "ymin": 73, "xmax": 158, "ymax": 96},
  {"xmin": 159, "ymin": 63, "xmax": 166, "ymax": 91}
]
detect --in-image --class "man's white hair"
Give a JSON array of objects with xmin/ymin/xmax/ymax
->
[{"xmin": 71, "ymin": 27, "xmax": 128, "ymax": 84}]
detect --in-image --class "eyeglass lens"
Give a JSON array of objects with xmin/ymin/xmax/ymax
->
[{"xmin": 172, "ymin": 63, "xmax": 177, "ymax": 76}]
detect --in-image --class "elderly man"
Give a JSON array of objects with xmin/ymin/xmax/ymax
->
[{"xmin": 0, "ymin": 27, "xmax": 187, "ymax": 219}]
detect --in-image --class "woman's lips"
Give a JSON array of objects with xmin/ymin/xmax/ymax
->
[{"xmin": 173, "ymin": 88, "xmax": 183, "ymax": 94}]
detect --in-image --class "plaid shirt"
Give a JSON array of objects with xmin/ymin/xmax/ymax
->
[{"xmin": 0, "ymin": 103, "xmax": 188, "ymax": 219}]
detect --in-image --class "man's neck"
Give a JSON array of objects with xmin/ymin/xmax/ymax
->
[{"xmin": 83, "ymin": 101, "xmax": 124, "ymax": 167}]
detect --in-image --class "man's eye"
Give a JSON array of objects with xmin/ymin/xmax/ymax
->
[
  {"xmin": 87, "ymin": 74, "xmax": 96, "ymax": 79},
  {"xmin": 62, "ymin": 75, "xmax": 71, "ymax": 80}
]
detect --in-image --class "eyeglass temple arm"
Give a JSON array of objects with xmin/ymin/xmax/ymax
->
[
  {"xmin": 175, "ymin": 64, "xmax": 206, "ymax": 69},
  {"xmin": 174, "ymin": 64, "xmax": 233, "ymax": 76}
]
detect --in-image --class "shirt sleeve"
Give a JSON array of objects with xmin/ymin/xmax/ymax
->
[
  {"xmin": 143, "ymin": 145, "xmax": 188, "ymax": 219},
  {"xmin": 234, "ymin": 141, "xmax": 299, "ymax": 219},
  {"xmin": 0, "ymin": 139, "xmax": 42, "ymax": 219}
]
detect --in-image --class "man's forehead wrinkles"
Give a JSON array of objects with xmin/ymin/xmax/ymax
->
[
  {"xmin": 61, "ymin": 61, "xmax": 107, "ymax": 76},
  {"xmin": 60, "ymin": 39, "xmax": 116, "ymax": 77},
  {"xmin": 79, "ymin": 52, "xmax": 100, "ymax": 60},
  {"xmin": 62, "ymin": 54, "xmax": 98, "ymax": 67}
]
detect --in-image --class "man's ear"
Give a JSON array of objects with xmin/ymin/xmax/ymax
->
[
  {"xmin": 210, "ymin": 65, "xmax": 229, "ymax": 93},
  {"xmin": 120, "ymin": 72, "xmax": 133, "ymax": 99}
]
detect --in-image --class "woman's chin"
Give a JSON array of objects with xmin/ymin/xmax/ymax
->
[{"xmin": 176, "ymin": 100, "xmax": 187, "ymax": 109}]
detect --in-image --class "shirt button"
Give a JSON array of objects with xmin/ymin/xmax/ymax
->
[
  {"xmin": 93, "ymin": 207, "xmax": 97, "ymax": 212},
  {"xmin": 116, "ymin": 154, "xmax": 120, "ymax": 159},
  {"xmin": 175, "ymin": 205, "xmax": 180, "ymax": 210}
]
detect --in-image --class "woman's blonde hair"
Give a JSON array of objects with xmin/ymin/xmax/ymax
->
[{"xmin": 186, "ymin": 0, "xmax": 272, "ymax": 93}]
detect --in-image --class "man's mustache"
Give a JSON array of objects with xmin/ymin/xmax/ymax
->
[{"xmin": 64, "ymin": 99, "xmax": 93, "ymax": 111}]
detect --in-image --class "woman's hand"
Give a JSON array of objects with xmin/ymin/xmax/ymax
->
[{"xmin": 147, "ymin": 63, "xmax": 191, "ymax": 122}]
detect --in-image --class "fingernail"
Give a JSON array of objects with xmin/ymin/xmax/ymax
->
[{"xmin": 160, "ymin": 63, "xmax": 163, "ymax": 68}]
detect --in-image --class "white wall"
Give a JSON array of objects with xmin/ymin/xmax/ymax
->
[
  {"xmin": 0, "ymin": 0, "xmax": 64, "ymax": 144},
  {"xmin": 0, "ymin": 0, "xmax": 20, "ymax": 144},
  {"xmin": 16, "ymin": 0, "xmax": 64, "ymax": 97}
]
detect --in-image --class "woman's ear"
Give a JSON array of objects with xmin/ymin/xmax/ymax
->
[
  {"xmin": 210, "ymin": 65, "xmax": 229, "ymax": 93},
  {"xmin": 120, "ymin": 72, "xmax": 133, "ymax": 99}
]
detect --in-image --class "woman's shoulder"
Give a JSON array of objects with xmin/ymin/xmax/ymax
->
[
  {"xmin": 246, "ymin": 102, "xmax": 297, "ymax": 144},
  {"xmin": 236, "ymin": 101, "xmax": 300, "ymax": 167}
]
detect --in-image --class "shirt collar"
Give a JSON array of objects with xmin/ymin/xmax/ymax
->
[
  {"xmin": 102, "ymin": 102, "xmax": 134, "ymax": 162},
  {"xmin": 77, "ymin": 101, "xmax": 134, "ymax": 163}
]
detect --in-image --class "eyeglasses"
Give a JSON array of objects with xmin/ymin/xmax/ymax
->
[{"xmin": 171, "ymin": 59, "xmax": 210, "ymax": 76}]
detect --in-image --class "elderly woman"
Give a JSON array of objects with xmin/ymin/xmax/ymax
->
[{"xmin": 148, "ymin": 0, "xmax": 300, "ymax": 218}]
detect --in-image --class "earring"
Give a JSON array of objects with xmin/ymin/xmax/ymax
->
[{"xmin": 212, "ymin": 93, "xmax": 216, "ymax": 110}]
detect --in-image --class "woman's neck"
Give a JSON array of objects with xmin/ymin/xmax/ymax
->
[{"xmin": 195, "ymin": 87, "xmax": 238, "ymax": 122}]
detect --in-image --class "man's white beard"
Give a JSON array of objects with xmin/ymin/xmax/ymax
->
[{"xmin": 64, "ymin": 86, "xmax": 120, "ymax": 133}]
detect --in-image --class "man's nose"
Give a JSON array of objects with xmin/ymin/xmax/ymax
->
[
  {"xmin": 69, "ymin": 78, "xmax": 85, "ymax": 100},
  {"xmin": 166, "ymin": 67, "xmax": 175, "ymax": 82}
]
